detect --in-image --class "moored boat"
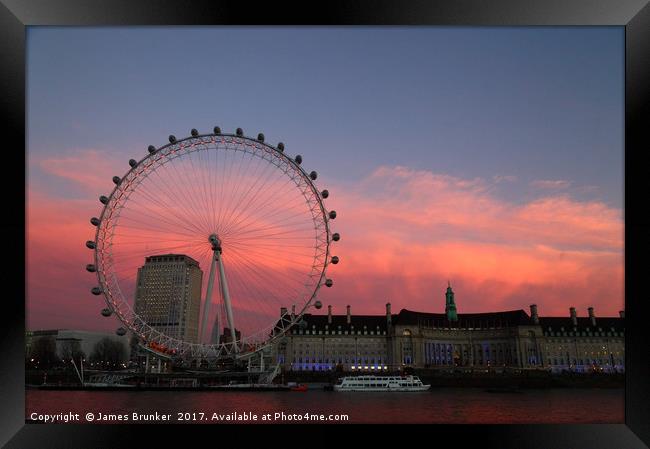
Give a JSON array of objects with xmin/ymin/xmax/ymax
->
[{"xmin": 333, "ymin": 375, "xmax": 430, "ymax": 392}]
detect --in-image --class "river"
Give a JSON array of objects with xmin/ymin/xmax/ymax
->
[{"xmin": 26, "ymin": 387, "xmax": 623, "ymax": 424}]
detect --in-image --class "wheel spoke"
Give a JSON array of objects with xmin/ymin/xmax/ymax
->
[{"xmin": 92, "ymin": 134, "xmax": 332, "ymax": 361}]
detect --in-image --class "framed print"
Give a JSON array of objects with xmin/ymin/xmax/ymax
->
[{"xmin": 2, "ymin": 0, "xmax": 649, "ymax": 447}]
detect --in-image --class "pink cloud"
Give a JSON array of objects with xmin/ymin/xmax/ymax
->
[
  {"xmin": 317, "ymin": 166, "xmax": 623, "ymax": 317},
  {"xmin": 33, "ymin": 149, "xmax": 127, "ymax": 191},
  {"xmin": 493, "ymin": 175, "xmax": 518, "ymax": 183},
  {"xmin": 26, "ymin": 189, "xmax": 118, "ymax": 332},
  {"xmin": 26, "ymin": 164, "xmax": 624, "ymax": 334},
  {"xmin": 26, "ymin": 154, "xmax": 328, "ymax": 334},
  {"xmin": 530, "ymin": 179, "xmax": 572, "ymax": 190}
]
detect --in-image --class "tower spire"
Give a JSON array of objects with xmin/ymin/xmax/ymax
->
[{"xmin": 445, "ymin": 282, "xmax": 458, "ymax": 322}]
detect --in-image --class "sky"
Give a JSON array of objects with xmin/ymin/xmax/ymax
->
[{"xmin": 26, "ymin": 27, "xmax": 624, "ymax": 333}]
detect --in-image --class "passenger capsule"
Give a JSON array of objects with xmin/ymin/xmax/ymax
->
[
  {"xmin": 331, "ymin": 256, "xmax": 339, "ymax": 264},
  {"xmin": 295, "ymin": 155, "xmax": 302, "ymax": 165},
  {"xmin": 257, "ymin": 133, "xmax": 265, "ymax": 142},
  {"xmin": 86, "ymin": 264, "xmax": 96, "ymax": 272},
  {"xmin": 116, "ymin": 327, "xmax": 127, "ymax": 336},
  {"xmin": 86, "ymin": 240, "xmax": 96, "ymax": 249},
  {"xmin": 309, "ymin": 171, "xmax": 318, "ymax": 180},
  {"xmin": 329, "ymin": 210, "xmax": 337, "ymax": 219},
  {"xmin": 236, "ymin": 128, "xmax": 244, "ymax": 137},
  {"xmin": 213, "ymin": 126, "xmax": 222, "ymax": 135},
  {"xmin": 277, "ymin": 142, "xmax": 285, "ymax": 152},
  {"xmin": 112, "ymin": 176, "xmax": 121, "ymax": 185},
  {"xmin": 129, "ymin": 159, "xmax": 137, "ymax": 168},
  {"xmin": 314, "ymin": 300, "xmax": 323, "ymax": 310},
  {"xmin": 148, "ymin": 145, "xmax": 157, "ymax": 154},
  {"xmin": 90, "ymin": 217, "xmax": 100, "ymax": 226},
  {"xmin": 325, "ymin": 279, "xmax": 334, "ymax": 288},
  {"xmin": 99, "ymin": 196, "xmax": 109, "ymax": 205},
  {"xmin": 169, "ymin": 135, "xmax": 177, "ymax": 143},
  {"xmin": 91, "ymin": 287, "xmax": 102, "ymax": 295},
  {"xmin": 101, "ymin": 308, "xmax": 112, "ymax": 317},
  {"xmin": 321, "ymin": 190, "xmax": 329, "ymax": 199},
  {"xmin": 332, "ymin": 233, "xmax": 340, "ymax": 241},
  {"xmin": 191, "ymin": 128, "xmax": 199, "ymax": 137}
]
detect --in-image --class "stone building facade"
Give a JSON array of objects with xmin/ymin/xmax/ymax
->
[
  {"xmin": 538, "ymin": 308, "xmax": 625, "ymax": 373},
  {"xmin": 273, "ymin": 285, "xmax": 625, "ymax": 374},
  {"xmin": 275, "ymin": 305, "xmax": 390, "ymax": 372}
]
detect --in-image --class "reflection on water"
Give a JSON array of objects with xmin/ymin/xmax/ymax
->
[{"xmin": 26, "ymin": 388, "xmax": 623, "ymax": 424}]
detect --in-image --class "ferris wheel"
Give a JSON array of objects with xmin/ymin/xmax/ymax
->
[{"xmin": 84, "ymin": 126, "xmax": 339, "ymax": 361}]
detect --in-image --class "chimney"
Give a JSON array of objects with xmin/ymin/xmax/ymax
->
[
  {"xmin": 529, "ymin": 304, "xmax": 539, "ymax": 324},
  {"xmin": 619, "ymin": 310, "xmax": 625, "ymax": 319},
  {"xmin": 280, "ymin": 307, "xmax": 287, "ymax": 317},
  {"xmin": 346, "ymin": 305, "xmax": 351, "ymax": 325},
  {"xmin": 569, "ymin": 307, "xmax": 577, "ymax": 326},
  {"xmin": 328, "ymin": 305, "xmax": 332, "ymax": 324},
  {"xmin": 386, "ymin": 302, "xmax": 392, "ymax": 326},
  {"xmin": 588, "ymin": 307, "xmax": 596, "ymax": 326},
  {"xmin": 291, "ymin": 305, "xmax": 296, "ymax": 318}
]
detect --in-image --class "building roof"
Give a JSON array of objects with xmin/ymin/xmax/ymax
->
[
  {"xmin": 538, "ymin": 316, "xmax": 625, "ymax": 334},
  {"xmin": 394, "ymin": 309, "xmax": 534, "ymax": 328},
  {"xmin": 144, "ymin": 254, "xmax": 200, "ymax": 266},
  {"xmin": 290, "ymin": 313, "xmax": 392, "ymax": 332},
  {"xmin": 274, "ymin": 308, "xmax": 534, "ymax": 333},
  {"xmin": 272, "ymin": 308, "xmax": 625, "ymax": 335}
]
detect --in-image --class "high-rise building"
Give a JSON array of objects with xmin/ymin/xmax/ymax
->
[{"xmin": 134, "ymin": 254, "xmax": 203, "ymax": 343}]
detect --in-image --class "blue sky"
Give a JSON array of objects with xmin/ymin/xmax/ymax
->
[
  {"xmin": 28, "ymin": 26, "xmax": 623, "ymax": 207},
  {"xmin": 26, "ymin": 27, "xmax": 626, "ymax": 331}
]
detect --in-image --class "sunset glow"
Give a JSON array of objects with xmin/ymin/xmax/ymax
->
[
  {"xmin": 27, "ymin": 152, "xmax": 623, "ymax": 332},
  {"xmin": 27, "ymin": 27, "xmax": 624, "ymax": 332}
]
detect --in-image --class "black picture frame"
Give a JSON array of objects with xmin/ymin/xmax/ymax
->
[{"xmin": 2, "ymin": 0, "xmax": 649, "ymax": 447}]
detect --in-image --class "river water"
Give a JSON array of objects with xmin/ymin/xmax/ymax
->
[{"xmin": 26, "ymin": 388, "xmax": 623, "ymax": 424}]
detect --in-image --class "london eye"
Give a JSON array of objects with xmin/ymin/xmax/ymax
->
[{"xmin": 85, "ymin": 126, "xmax": 339, "ymax": 362}]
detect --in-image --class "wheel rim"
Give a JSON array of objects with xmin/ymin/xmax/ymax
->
[{"xmin": 90, "ymin": 132, "xmax": 335, "ymax": 360}]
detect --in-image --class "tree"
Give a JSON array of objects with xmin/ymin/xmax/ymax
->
[
  {"xmin": 60, "ymin": 340, "xmax": 85, "ymax": 363},
  {"xmin": 128, "ymin": 333, "xmax": 144, "ymax": 368},
  {"xmin": 90, "ymin": 337, "xmax": 127, "ymax": 370},
  {"xmin": 28, "ymin": 336, "xmax": 60, "ymax": 369}
]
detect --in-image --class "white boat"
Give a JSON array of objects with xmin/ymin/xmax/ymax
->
[{"xmin": 333, "ymin": 375, "xmax": 430, "ymax": 392}]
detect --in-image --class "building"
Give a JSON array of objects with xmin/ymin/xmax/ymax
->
[
  {"xmin": 25, "ymin": 329, "xmax": 131, "ymax": 361},
  {"xmin": 273, "ymin": 284, "xmax": 625, "ymax": 374},
  {"xmin": 211, "ymin": 326, "xmax": 241, "ymax": 345},
  {"xmin": 274, "ymin": 304, "xmax": 390, "ymax": 372},
  {"xmin": 134, "ymin": 254, "xmax": 203, "ymax": 343},
  {"xmin": 538, "ymin": 308, "xmax": 625, "ymax": 373}
]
